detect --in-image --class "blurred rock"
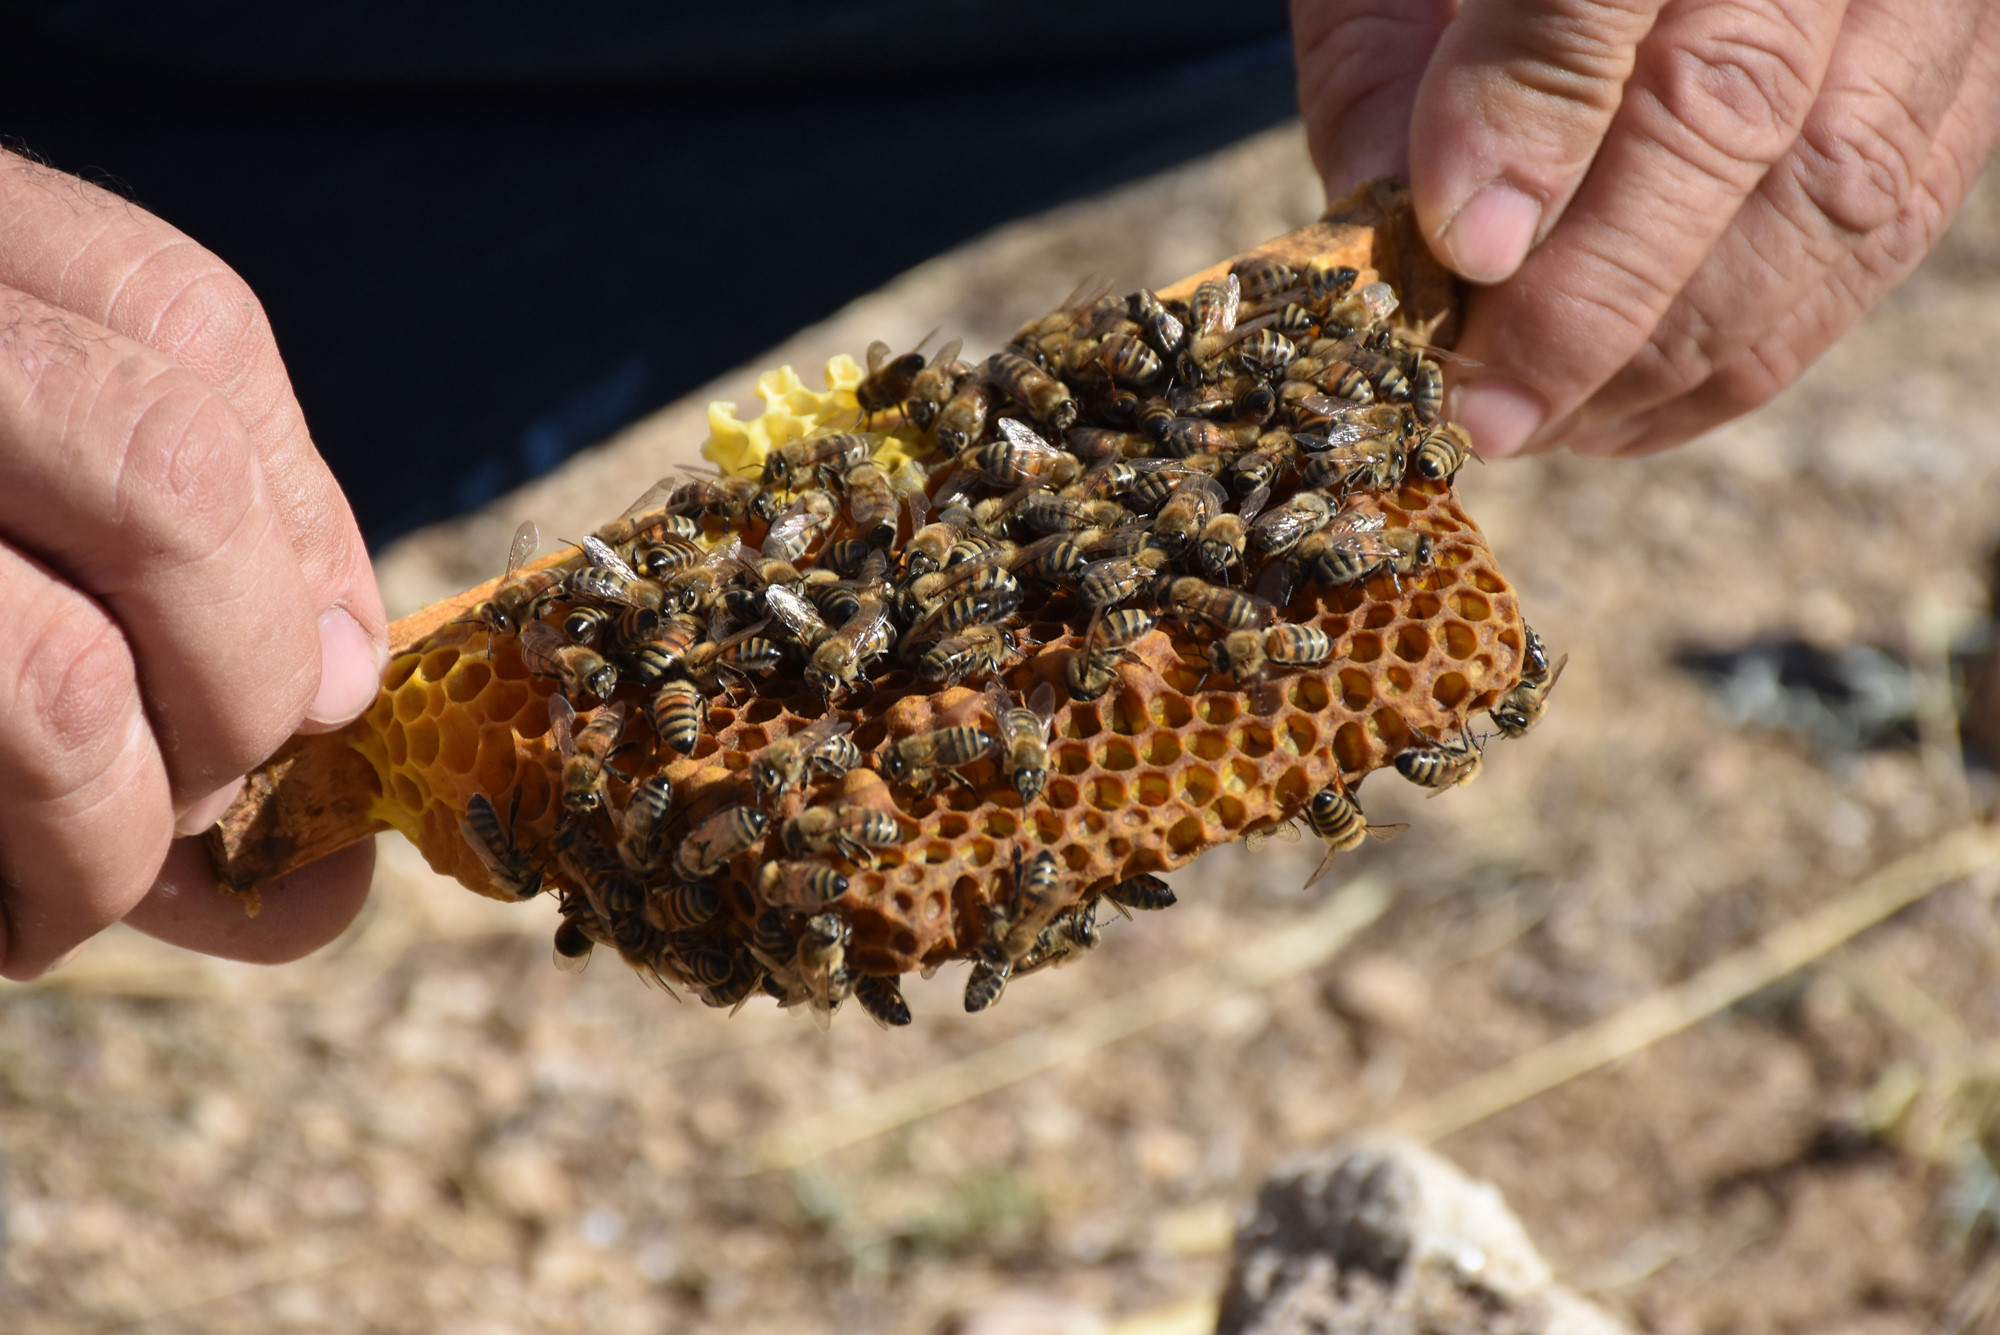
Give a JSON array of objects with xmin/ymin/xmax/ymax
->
[{"xmin": 1215, "ymin": 1140, "xmax": 1630, "ymax": 1335}]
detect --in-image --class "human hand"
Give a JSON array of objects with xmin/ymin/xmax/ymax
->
[
  {"xmin": 1292, "ymin": 0, "xmax": 2000, "ymax": 457},
  {"xmin": 0, "ymin": 149, "xmax": 387, "ymax": 979}
]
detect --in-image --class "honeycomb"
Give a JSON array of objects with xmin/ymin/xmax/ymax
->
[{"xmin": 210, "ymin": 185, "xmax": 1545, "ymax": 1023}]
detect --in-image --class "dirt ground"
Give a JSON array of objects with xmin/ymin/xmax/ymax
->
[{"xmin": 10, "ymin": 123, "xmax": 2000, "ymax": 1334}]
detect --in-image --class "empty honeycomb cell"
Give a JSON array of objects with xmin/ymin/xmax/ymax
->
[
  {"xmin": 1334, "ymin": 720, "xmax": 1373, "ymax": 774},
  {"xmin": 1194, "ymin": 694, "xmax": 1240, "ymax": 726},
  {"xmin": 924, "ymin": 842, "xmax": 952, "ymax": 864},
  {"xmin": 1338, "ymin": 668, "xmax": 1374, "ymax": 710},
  {"xmin": 440, "ymin": 713, "xmax": 480, "ymax": 774},
  {"xmin": 1061, "ymin": 843, "xmax": 1092, "ymax": 871},
  {"xmin": 1497, "ymin": 626, "xmax": 1524, "ymax": 654},
  {"xmin": 1082, "ymin": 811, "xmax": 1107, "ymax": 837},
  {"xmin": 1149, "ymin": 694, "xmax": 1194, "ymax": 729},
  {"xmin": 1326, "ymin": 585, "xmax": 1368, "ymax": 614},
  {"xmin": 1056, "ymin": 743, "xmax": 1092, "ymax": 775},
  {"xmin": 1214, "ymin": 795, "xmax": 1248, "ymax": 829},
  {"xmin": 853, "ymin": 719, "xmax": 889, "ymax": 751},
  {"xmin": 1137, "ymin": 772, "xmax": 1172, "ymax": 807},
  {"xmin": 393, "ymin": 773, "xmax": 423, "ymax": 813},
  {"xmin": 1432, "ymin": 671, "xmax": 1471, "ymax": 710},
  {"xmin": 1409, "ymin": 592, "xmax": 1443, "ymax": 620},
  {"xmin": 1045, "ymin": 778, "xmax": 1080, "ymax": 809},
  {"xmin": 1370, "ymin": 708, "xmax": 1413, "ymax": 750},
  {"xmin": 1067, "ymin": 704, "xmax": 1103, "ymax": 739},
  {"xmin": 1469, "ymin": 567, "xmax": 1508, "ymax": 593},
  {"xmin": 709, "ymin": 707, "xmax": 738, "ymax": 730},
  {"xmin": 420, "ymin": 647, "xmax": 459, "ymax": 682},
  {"xmin": 394, "ymin": 688, "xmax": 426, "ymax": 724},
  {"xmin": 1108, "ymin": 836, "xmax": 1133, "ymax": 859},
  {"xmin": 444, "ymin": 660, "xmax": 491, "ymax": 703},
  {"xmin": 1167, "ymin": 816, "xmax": 1204, "ymax": 855},
  {"xmin": 894, "ymin": 891, "xmax": 915, "ymax": 913},
  {"xmin": 383, "ymin": 655, "xmax": 420, "ymax": 693},
  {"xmin": 970, "ymin": 838, "xmax": 997, "ymax": 867},
  {"xmin": 945, "ymin": 784, "xmax": 984, "ymax": 811},
  {"xmin": 1282, "ymin": 715, "xmax": 1318, "ymax": 756},
  {"xmin": 1232, "ymin": 724, "xmax": 1275, "ymax": 759},
  {"xmin": 1099, "ymin": 739, "xmax": 1138, "ymax": 771},
  {"xmin": 1276, "ymin": 765, "xmax": 1311, "ymax": 806},
  {"xmin": 477, "ymin": 680, "xmax": 528, "ymax": 724},
  {"xmin": 1363, "ymin": 603, "xmax": 1396, "ymax": 630},
  {"xmin": 743, "ymin": 698, "xmax": 785, "ymax": 724},
  {"xmin": 1182, "ymin": 768, "xmax": 1218, "ymax": 804},
  {"xmin": 1033, "ymin": 810, "xmax": 1067, "ymax": 844},
  {"xmin": 736, "ymin": 726, "xmax": 769, "ymax": 752},
  {"xmin": 386, "ymin": 723, "xmax": 409, "ymax": 768},
  {"xmin": 1189, "ymin": 730, "xmax": 1228, "ymax": 762},
  {"xmin": 1395, "ymin": 626, "xmax": 1430, "ymax": 662},
  {"xmin": 1110, "ymin": 693, "xmax": 1149, "ymax": 735},
  {"xmin": 1451, "ymin": 590, "xmax": 1492, "ymax": 621},
  {"xmin": 936, "ymin": 813, "xmax": 969, "ymax": 838},
  {"xmin": 1443, "ymin": 621, "xmax": 1479, "ymax": 660},
  {"xmin": 1090, "ymin": 776, "xmax": 1128, "ymax": 810},
  {"xmin": 1122, "ymin": 807, "xmax": 1150, "ymax": 827},
  {"xmin": 892, "ymin": 928, "xmax": 918, "ymax": 957},
  {"xmin": 1291, "ymin": 677, "xmax": 1332, "ymax": 712},
  {"xmin": 1144, "ymin": 732, "xmax": 1182, "ymax": 765},
  {"xmin": 1385, "ymin": 666, "xmax": 1411, "ymax": 695},
  {"xmin": 1224, "ymin": 758, "xmax": 1259, "ymax": 794},
  {"xmin": 924, "ymin": 892, "xmax": 945, "ymax": 923},
  {"xmin": 1349, "ymin": 633, "xmax": 1383, "ymax": 664},
  {"xmin": 407, "ymin": 718, "xmax": 441, "ymax": 768}
]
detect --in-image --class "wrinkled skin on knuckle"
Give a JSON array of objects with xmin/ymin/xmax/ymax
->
[
  {"xmin": 96, "ymin": 365, "xmax": 263, "ymax": 577},
  {"xmin": 1636, "ymin": 15, "xmax": 1824, "ymax": 178},
  {"xmin": 10, "ymin": 592, "xmax": 146, "ymax": 802},
  {"xmin": 1485, "ymin": 1, "xmax": 1653, "ymax": 112},
  {"xmin": 1793, "ymin": 88, "xmax": 1932, "ymax": 235}
]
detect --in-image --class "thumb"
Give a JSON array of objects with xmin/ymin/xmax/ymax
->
[{"xmin": 1409, "ymin": 0, "xmax": 1667, "ymax": 282}]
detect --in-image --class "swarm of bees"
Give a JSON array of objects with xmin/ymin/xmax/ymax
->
[{"xmin": 359, "ymin": 243, "xmax": 1558, "ymax": 1028}]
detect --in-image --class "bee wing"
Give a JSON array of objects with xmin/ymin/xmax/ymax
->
[
  {"xmin": 1059, "ymin": 273, "xmax": 1115, "ymax": 313},
  {"xmin": 904, "ymin": 484, "xmax": 931, "ymax": 532},
  {"xmin": 1302, "ymin": 845, "xmax": 1342, "ymax": 891},
  {"xmin": 1547, "ymin": 653, "xmax": 1571, "ymax": 691},
  {"xmin": 765, "ymin": 585, "xmax": 831, "ymax": 643},
  {"xmin": 995, "ymin": 415, "xmax": 1056, "ymax": 456},
  {"xmin": 1243, "ymin": 818, "xmax": 1301, "ymax": 852},
  {"xmin": 982, "ymin": 681, "xmax": 1017, "ymax": 729},
  {"xmin": 1357, "ymin": 281, "xmax": 1398, "ymax": 324},
  {"xmin": 715, "ymin": 618, "xmax": 774, "ymax": 653},
  {"xmin": 547, "ymin": 692, "xmax": 576, "ymax": 757},
  {"xmin": 1027, "ymin": 679, "xmax": 1059, "ymax": 727},
  {"xmin": 1237, "ymin": 485, "xmax": 1272, "ymax": 523},
  {"xmin": 1252, "ymin": 680, "xmax": 1285, "ymax": 716},
  {"xmin": 505, "ymin": 520, "xmax": 539, "ymax": 576},
  {"xmin": 519, "ymin": 616, "xmax": 562, "ymax": 654},
  {"xmin": 1327, "ymin": 503, "xmax": 1389, "ymax": 537},
  {"xmin": 576, "ymin": 534, "xmax": 639, "ymax": 582},
  {"xmin": 1365, "ymin": 822, "xmax": 1410, "ymax": 841},
  {"xmin": 865, "ymin": 339, "xmax": 890, "ymax": 376},
  {"xmin": 930, "ymin": 336, "xmax": 963, "ymax": 369},
  {"xmin": 553, "ymin": 940, "xmax": 593, "ymax": 974}
]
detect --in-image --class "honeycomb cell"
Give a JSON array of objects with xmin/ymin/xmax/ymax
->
[
  {"xmin": 407, "ymin": 718, "xmax": 441, "ymax": 768},
  {"xmin": 985, "ymin": 811, "xmax": 1019, "ymax": 839},
  {"xmin": 1282, "ymin": 715, "xmax": 1318, "ymax": 756},
  {"xmin": 1443, "ymin": 621, "xmax": 1479, "ymax": 660},
  {"xmin": 1144, "ymin": 732, "xmax": 1182, "ymax": 766},
  {"xmin": 744, "ymin": 698, "xmax": 785, "ymax": 723},
  {"xmin": 386, "ymin": 723, "xmax": 409, "ymax": 767},
  {"xmin": 1167, "ymin": 816, "xmax": 1204, "ymax": 855},
  {"xmin": 1032, "ymin": 810, "xmax": 1066, "ymax": 844},
  {"xmin": 1451, "ymin": 590, "xmax": 1492, "ymax": 621},
  {"xmin": 1081, "ymin": 811, "xmax": 1107, "ymax": 837},
  {"xmin": 1099, "ymin": 739, "xmax": 1138, "ymax": 771},
  {"xmin": 1338, "ymin": 668, "xmax": 1374, "ymax": 710},
  {"xmin": 1150, "ymin": 694, "xmax": 1194, "ymax": 729},
  {"xmin": 1068, "ymin": 705, "xmax": 1103, "ymax": 739},
  {"xmin": 1333, "ymin": 721, "xmax": 1372, "ymax": 774},
  {"xmin": 1275, "ymin": 765, "xmax": 1311, "ymax": 807},
  {"xmin": 1189, "ymin": 731, "xmax": 1228, "ymax": 762},
  {"xmin": 1432, "ymin": 672, "xmax": 1471, "ymax": 710},
  {"xmin": 395, "ymin": 688, "xmax": 426, "ymax": 724},
  {"xmin": 1215, "ymin": 795, "xmax": 1248, "ymax": 829},
  {"xmin": 1363, "ymin": 603, "xmax": 1396, "ymax": 630},
  {"xmin": 1469, "ymin": 567, "xmax": 1508, "ymax": 593},
  {"xmin": 1232, "ymin": 724, "xmax": 1274, "ymax": 759},
  {"xmin": 420, "ymin": 647, "xmax": 459, "ymax": 682},
  {"xmin": 1395, "ymin": 626, "xmax": 1431, "ymax": 662},
  {"xmin": 1182, "ymin": 768, "xmax": 1218, "ymax": 804},
  {"xmin": 445, "ymin": 660, "xmax": 492, "ymax": 703},
  {"xmin": 1349, "ymin": 633, "xmax": 1383, "ymax": 664},
  {"xmin": 1224, "ymin": 758, "xmax": 1259, "ymax": 795},
  {"xmin": 1045, "ymin": 779, "xmax": 1080, "ymax": 809},
  {"xmin": 970, "ymin": 838, "xmax": 997, "ymax": 867},
  {"xmin": 1137, "ymin": 772, "xmax": 1172, "ymax": 807},
  {"xmin": 1090, "ymin": 776, "xmax": 1128, "ymax": 810},
  {"xmin": 1291, "ymin": 677, "xmax": 1332, "ymax": 712}
]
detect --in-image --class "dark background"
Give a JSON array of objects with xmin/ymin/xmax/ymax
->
[{"xmin": 2, "ymin": 3, "xmax": 1296, "ymax": 545}]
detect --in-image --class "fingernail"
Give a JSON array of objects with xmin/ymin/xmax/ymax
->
[
  {"xmin": 1440, "ymin": 181, "xmax": 1542, "ymax": 284},
  {"xmin": 174, "ymin": 776, "xmax": 246, "ymax": 837},
  {"xmin": 1449, "ymin": 378, "xmax": 1548, "ymax": 458},
  {"xmin": 305, "ymin": 606, "xmax": 386, "ymax": 726}
]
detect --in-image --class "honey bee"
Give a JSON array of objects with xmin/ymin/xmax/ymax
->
[
  {"xmin": 673, "ymin": 805, "xmax": 770, "ymax": 880},
  {"xmin": 1231, "ymin": 256, "xmax": 1299, "ymax": 305},
  {"xmin": 933, "ymin": 375, "xmax": 995, "ymax": 452},
  {"xmin": 613, "ymin": 774, "xmax": 674, "ymax": 872},
  {"xmin": 984, "ymin": 848, "xmax": 1064, "ymax": 966},
  {"xmin": 548, "ymin": 695, "xmax": 627, "ymax": 817},
  {"xmin": 682, "ymin": 622, "xmax": 786, "ymax": 693},
  {"xmin": 628, "ymin": 612, "xmax": 704, "ymax": 684},
  {"xmin": 967, "ymin": 417, "xmax": 1082, "ymax": 490},
  {"xmin": 1066, "ymin": 426, "xmax": 1153, "ymax": 466},
  {"xmin": 1491, "ymin": 626, "xmax": 1568, "ymax": 737},
  {"xmin": 762, "ymin": 429, "xmax": 875, "ymax": 491},
  {"xmin": 570, "ymin": 536, "xmax": 667, "ymax": 614},
  {"xmin": 854, "ymin": 974, "xmax": 913, "ymax": 1028},
  {"xmin": 763, "ymin": 583, "xmax": 833, "ymax": 649},
  {"xmin": 1157, "ymin": 576, "xmax": 1270, "ymax": 633},
  {"xmin": 755, "ymin": 859, "xmax": 850, "ymax": 910},
  {"xmin": 1394, "ymin": 728, "xmax": 1486, "ymax": 793},
  {"xmin": 762, "ymin": 488, "xmax": 841, "ymax": 564},
  {"xmin": 963, "ymin": 958, "xmax": 1010, "ymax": 1012},
  {"xmin": 1014, "ymin": 902, "xmax": 1101, "ymax": 976},
  {"xmin": 857, "ymin": 335, "xmax": 933, "ymax": 415},
  {"xmin": 1099, "ymin": 331, "xmax": 1166, "ymax": 387},
  {"xmin": 906, "ymin": 338, "xmax": 966, "ymax": 429},
  {"xmin": 780, "ymin": 805, "xmax": 905, "ymax": 862},
  {"xmin": 988, "ymin": 680, "xmax": 1057, "ymax": 803},
  {"xmin": 1197, "ymin": 485, "xmax": 1269, "ymax": 582},
  {"xmin": 1066, "ymin": 607, "xmax": 1154, "ymax": 700},
  {"xmin": 798, "ymin": 911, "xmax": 855, "ymax": 1028},
  {"xmin": 520, "ymin": 619, "xmax": 618, "ymax": 701},
  {"xmin": 1102, "ymin": 873, "xmax": 1175, "ymax": 913},
  {"xmin": 749, "ymin": 716, "xmax": 855, "ymax": 803},
  {"xmin": 808, "ymin": 585, "xmax": 896, "ymax": 701},
  {"xmin": 1232, "ymin": 328, "xmax": 1297, "ymax": 377},
  {"xmin": 837, "ymin": 461, "xmax": 901, "ymax": 549},
  {"xmin": 1412, "ymin": 423, "xmax": 1474, "ymax": 482},
  {"xmin": 1304, "ymin": 261, "xmax": 1359, "ymax": 307},
  {"xmin": 919, "ymin": 624, "xmax": 1015, "ymax": 685},
  {"xmin": 552, "ymin": 914, "xmax": 598, "ymax": 973},
  {"xmin": 1077, "ymin": 545, "xmax": 1172, "ymax": 608},
  {"xmin": 1152, "ymin": 474, "xmax": 1225, "ymax": 558},
  {"xmin": 648, "ymin": 880, "xmax": 723, "ymax": 931},
  {"xmin": 1184, "ymin": 272, "xmax": 1242, "ymax": 369},
  {"xmin": 459, "ymin": 790, "xmax": 543, "ymax": 901},
  {"xmin": 674, "ymin": 945, "xmax": 737, "ymax": 991},
  {"xmin": 899, "ymin": 585, "xmax": 1023, "ymax": 657},
  {"xmin": 475, "ymin": 520, "xmax": 567, "ymax": 641},
  {"xmin": 1007, "ymin": 532, "xmax": 1093, "ymax": 586},
  {"xmin": 1273, "ymin": 301, "xmax": 1320, "ymax": 338},
  {"xmin": 899, "ymin": 552, "xmax": 1019, "ymax": 619},
  {"xmin": 1323, "ymin": 279, "xmax": 1399, "ymax": 334},
  {"xmin": 1229, "ymin": 429, "xmax": 1302, "ymax": 495},
  {"xmin": 1127, "ymin": 288, "xmax": 1186, "ymax": 355},
  {"xmin": 1207, "ymin": 623, "xmax": 1335, "ymax": 688},
  {"xmin": 629, "ymin": 533, "xmax": 706, "ymax": 580},
  {"xmin": 880, "ymin": 725, "xmax": 999, "ymax": 792},
  {"xmin": 1303, "ymin": 785, "xmax": 1407, "ymax": 888},
  {"xmin": 1016, "ymin": 491, "xmax": 1128, "ymax": 534},
  {"xmin": 987, "ymin": 351, "xmax": 1077, "ymax": 429},
  {"xmin": 750, "ymin": 909, "xmax": 797, "ymax": 966},
  {"xmin": 1155, "ymin": 415, "xmax": 1257, "ymax": 459},
  {"xmin": 650, "ymin": 675, "xmax": 705, "ymax": 755},
  {"xmin": 638, "ymin": 471, "xmax": 767, "ymax": 527},
  {"xmin": 1411, "ymin": 356, "xmax": 1443, "ymax": 424},
  {"xmin": 1298, "ymin": 432, "xmax": 1406, "ymax": 494}
]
